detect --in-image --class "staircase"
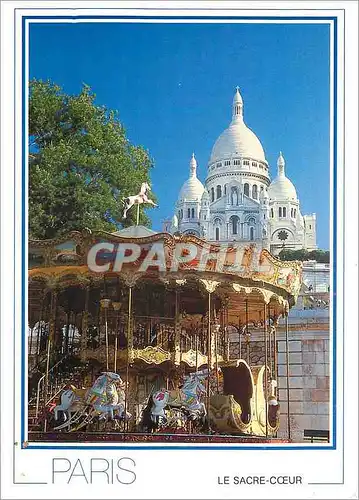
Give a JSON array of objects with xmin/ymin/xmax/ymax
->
[{"xmin": 28, "ymin": 355, "xmax": 90, "ymax": 432}]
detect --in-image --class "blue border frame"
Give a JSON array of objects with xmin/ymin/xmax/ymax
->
[{"xmin": 21, "ymin": 14, "xmax": 338, "ymax": 451}]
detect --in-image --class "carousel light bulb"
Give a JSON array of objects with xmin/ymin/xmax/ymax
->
[
  {"xmin": 100, "ymin": 298, "xmax": 111, "ymax": 309},
  {"xmin": 112, "ymin": 301, "xmax": 122, "ymax": 311}
]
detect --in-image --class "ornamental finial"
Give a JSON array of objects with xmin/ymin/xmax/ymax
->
[
  {"xmin": 190, "ymin": 152, "xmax": 197, "ymax": 177},
  {"xmin": 277, "ymin": 151, "xmax": 285, "ymax": 176},
  {"xmin": 232, "ymin": 87, "xmax": 243, "ymax": 121}
]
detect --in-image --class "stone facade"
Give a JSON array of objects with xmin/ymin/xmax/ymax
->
[{"xmin": 276, "ymin": 334, "xmax": 330, "ymax": 442}]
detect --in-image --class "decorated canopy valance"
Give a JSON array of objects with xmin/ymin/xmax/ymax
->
[{"xmin": 29, "ymin": 227, "xmax": 302, "ymax": 305}]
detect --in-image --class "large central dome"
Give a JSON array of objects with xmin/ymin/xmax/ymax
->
[{"xmin": 209, "ymin": 88, "xmax": 266, "ymax": 164}]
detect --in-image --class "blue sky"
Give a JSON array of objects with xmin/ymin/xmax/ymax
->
[{"xmin": 29, "ymin": 21, "xmax": 330, "ymax": 249}]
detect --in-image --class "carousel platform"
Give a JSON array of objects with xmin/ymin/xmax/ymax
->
[{"xmin": 28, "ymin": 431, "xmax": 290, "ymax": 444}]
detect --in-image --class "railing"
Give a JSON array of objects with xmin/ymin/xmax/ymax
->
[
  {"xmin": 35, "ymin": 354, "xmax": 71, "ymax": 419},
  {"xmin": 303, "ymin": 429, "xmax": 329, "ymax": 443},
  {"xmin": 132, "ymin": 317, "xmax": 176, "ymax": 351}
]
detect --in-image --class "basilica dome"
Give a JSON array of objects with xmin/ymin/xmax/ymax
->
[
  {"xmin": 268, "ymin": 152, "xmax": 298, "ymax": 201},
  {"xmin": 178, "ymin": 154, "xmax": 205, "ymax": 201},
  {"xmin": 209, "ymin": 88, "xmax": 266, "ymax": 164}
]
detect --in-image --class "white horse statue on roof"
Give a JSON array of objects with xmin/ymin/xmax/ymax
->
[{"xmin": 122, "ymin": 182, "xmax": 158, "ymax": 220}]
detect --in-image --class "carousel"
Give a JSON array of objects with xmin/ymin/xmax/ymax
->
[{"xmin": 28, "ymin": 192, "xmax": 302, "ymax": 443}]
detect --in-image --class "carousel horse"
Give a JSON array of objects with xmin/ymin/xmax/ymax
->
[
  {"xmin": 52, "ymin": 372, "xmax": 131, "ymax": 431},
  {"xmin": 142, "ymin": 370, "xmax": 209, "ymax": 432},
  {"xmin": 53, "ymin": 386, "xmax": 87, "ymax": 423},
  {"xmin": 122, "ymin": 182, "xmax": 158, "ymax": 219}
]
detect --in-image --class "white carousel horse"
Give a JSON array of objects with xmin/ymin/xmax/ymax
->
[
  {"xmin": 53, "ymin": 372, "xmax": 131, "ymax": 430},
  {"xmin": 53, "ymin": 387, "xmax": 84, "ymax": 422},
  {"xmin": 149, "ymin": 369, "xmax": 209, "ymax": 425},
  {"xmin": 122, "ymin": 182, "xmax": 158, "ymax": 219}
]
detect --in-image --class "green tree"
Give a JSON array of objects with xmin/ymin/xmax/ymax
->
[
  {"xmin": 278, "ymin": 248, "xmax": 330, "ymax": 263},
  {"xmin": 29, "ymin": 79, "xmax": 156, "ymax": 239}
]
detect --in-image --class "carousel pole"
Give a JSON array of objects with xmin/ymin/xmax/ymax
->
[
  {"xmin": 268, "ymin": 306, "xmax": 273, "ymax": 376},
  {"xmin": 214, "ymin": 322, "xmax": 219, "ymax": 393},
  {"xmin": 224, "ymin": 300, "xmax": 230, "ymax": 362},
  {"xmin": 199, "ymin": 279, "xmax": 219, "ymax": 433},
  {"xmin": 195, "ymin": 329, "xmax": 199, "ymax": 371},
  {"xmin": 80, "ymin": 285, "xmax": 90, "ymax": 362},
  {"xmin": 206, "ymin": 291, "xmax": 212, "ymax": 427},
  {"xmin": 112, "ymin": 301, "xmax": 122, "ymax": 372},
  {"xmin": 100, "ymin": 296, "xmax": 111, "ymax": 372},
  {"xmin": 238, "ymin": 319, "xmax": 242, "ymax": 359},
  {"xmin": 136, "ymin": 203, "xmax": 140, "ymax": 226},
  {"xmin": 114, "ymin": 336, "xmax": 118, "ymax": 372},
  {"xmin": 285, "ymin": 309, "xmax": 291, "ymax": 440},
  {"xmin": 44, "ymin": 288, "xmax": 57, "ymax": 432},
  {"xmin": 264, "ymin": 302, "xmax": 268, "ymax": 438},
  {"xmin": 245, "ymin": 299, "xmax": 250, "ymax": 365},
  {"xmin": 36, "ymin": 290, "xmax": 45, "ymax": 359},
  {"xmin": 124, "ymin": 286, "xmax": 133, "ymax": 432},
  {"xmin": 273, "ymin": 322, "xmax": 278, "ymax": 383},
  {"xmin": 174, "ymin": 286, "xmax": 182, "ymax": 366}
]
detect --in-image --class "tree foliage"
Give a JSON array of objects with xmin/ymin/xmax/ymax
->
[
  {"xmin": 29, "ymin": 79, "xmax": 155, "ymax": 239},
  {"xmin": 278, "ymin": 248, "xmax": 330, "ymax": 263}
]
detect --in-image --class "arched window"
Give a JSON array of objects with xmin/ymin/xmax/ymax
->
[
  {"xmin": 279, "ymin": 207, "xmax": 282, "ymax": 218},
  {"xmin": 187, "ymin": 208, "xmax": 191, "ymax": 218},
  {"xmin": 178, "ymin": 210, "xmax": 181, "ymax": 220},
  {"xmin": 181, "ymin": 209, "xmax": 183, "ymax": 219},
  {"xmin": 231, "ymin": 187, "xmax": 238, "ymax": 206},
  {"xmin": 250, "ymin": 227, "xmax": 255, "ymax": 241},
  {"xmin": 211, "ymin": 187, "xmax": 215, "ymax": 202},
  {"xmin": 270, "ymin": 208, "xmax": 274, "ymax": 218},
  {"xmin": 252, "ymin": 184, "xmax": 258, "ymax": 199},
  {"xmin": 215, "ymin": 227, "xmax": 220, "ymax": 241},
  {"xmin": 244, "ymin": 183, "xmax": 250, "ymax": 196},
  {"xmin": 283, "ymin": 207, "xmax": 287, "ymax": 218},
  {"xmin": 294, "ymin": 209, "xmax": 297, "ymax": 218},
  {"xmin": 224, "ymin": 184, "xmax": 227, "ymax": 195},
  {"xmin": 230, "ymin": 216, "xmax": 239, "ymax": 235},
  {"xmin": 216, "ymin": 185, "xmax": 222, "ymax": 199},
  {"xmin": 191, "ymin": 208, "xmax": 195, "ymax": 218}
]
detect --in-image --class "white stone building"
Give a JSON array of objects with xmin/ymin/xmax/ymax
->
[{"xmin": 164, "ymin": 88, "xmax": 317, "ymax": 255}]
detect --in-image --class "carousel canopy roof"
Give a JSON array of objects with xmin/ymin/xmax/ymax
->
[
  {"xmin": 112, "ymin": 225, "xmax": 158, "ymax": 238},
  {"xmin": 29, "ymin": 227, "xmax": 303, "ymax": 322}
]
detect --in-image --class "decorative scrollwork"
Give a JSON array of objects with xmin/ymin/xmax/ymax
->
[{"xmin": 199, "ymin": 279, "xmax": 220, "ymax": 294}]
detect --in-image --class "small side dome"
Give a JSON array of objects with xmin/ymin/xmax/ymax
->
[
  {"xmin": 178, "ymin": 153, "xmax": 205, "ymax": 202},
  {"xmin": 268, "ymin": 152, "xmax": 298, "ymax": 201}
]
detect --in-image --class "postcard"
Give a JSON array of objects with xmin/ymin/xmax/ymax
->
[{"xmin": 1, "ymin": 1, "xmax": 358, "ymax": 499}]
